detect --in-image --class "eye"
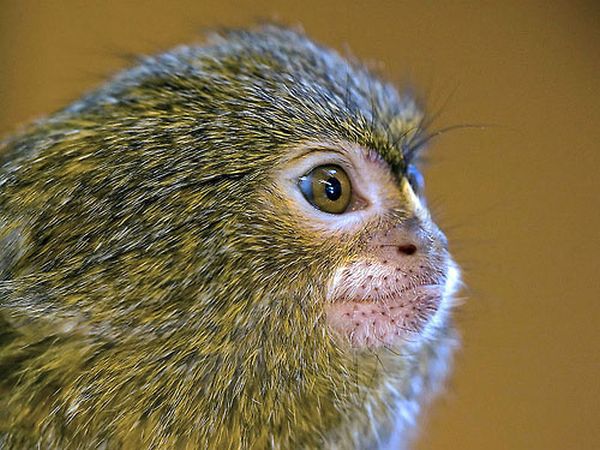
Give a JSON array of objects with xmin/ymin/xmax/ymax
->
[
  {"xmin": 298, "ymin": 165, "xmax": 352, "ymax": 214},
  {"xmin": 406, "ymin": 164, "xmax": 424, "ymax": 194}
]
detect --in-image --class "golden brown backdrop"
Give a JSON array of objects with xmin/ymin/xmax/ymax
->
[{"xmin": 1, "ymin": 1, "xmax": 598, "ymax": 449}]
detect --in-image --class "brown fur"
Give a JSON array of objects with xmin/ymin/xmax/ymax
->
[{"xmin": 0, "ymin": 25, "xmax": 457, "ymax": 449}]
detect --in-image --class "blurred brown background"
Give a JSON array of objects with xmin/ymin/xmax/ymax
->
[{"xmin": 1, "ymin": 1, "xmax": 598, "ymax": 449}]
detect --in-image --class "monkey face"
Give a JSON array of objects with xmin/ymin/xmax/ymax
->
[{"xmin": 277, "ymin": 142, "xmax": 460, "ymax": 349}]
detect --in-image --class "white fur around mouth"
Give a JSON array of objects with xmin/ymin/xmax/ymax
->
[{"xmin": 326, "ymin": 285, "xmax": 444, "ymax": 348}]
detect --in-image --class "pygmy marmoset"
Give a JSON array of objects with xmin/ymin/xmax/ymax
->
[{"xmin": 0, "ymin": 25, "xmax": 461, "ymax": 449}]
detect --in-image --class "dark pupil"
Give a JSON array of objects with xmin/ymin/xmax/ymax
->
[{"xmin": 324, "ymin": 176, "xmax": 342, "ymax": 201}]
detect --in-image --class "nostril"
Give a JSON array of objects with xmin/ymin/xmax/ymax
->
[{"xmin": 397, "ymin": 243, "xmax": 417, "ymax": 256}]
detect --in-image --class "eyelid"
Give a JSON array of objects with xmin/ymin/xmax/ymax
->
[
  {"xmin": 286, "ymin": 147, "xmax": 347, "ymax": 165},
  {"xmin": 298, "ymin": 159, "xmax": 353, "ymax": 182},
  {"xmin": 295, "ymin": 155, "xmax": 353, "ymax": 179}
]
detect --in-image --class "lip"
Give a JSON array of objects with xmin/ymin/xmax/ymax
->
[{"xmin": 326, "ymin": 284, "xmax": 444, "ymax": 348}]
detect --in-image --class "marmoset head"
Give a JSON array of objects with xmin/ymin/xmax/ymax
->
[{"xmin": 0, "ymin": 25, "xmax": 461, "ymax": 449}]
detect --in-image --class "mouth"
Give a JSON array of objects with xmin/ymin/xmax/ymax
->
[{"xmin": 325, "ymin": 283, "xmax": 445, "ymax": 348}]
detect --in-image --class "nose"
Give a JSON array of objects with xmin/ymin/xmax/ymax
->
[
  {"xmin": 396, "ymin": 243, "xmax": 417, "ymax": 256},
  {"xmin": 369, "ymin": 219, "xmax": 437, "ymax": 261},
  {"xmin": 371, "ymin": 232, "xmax": 423, "ymax": 262}
]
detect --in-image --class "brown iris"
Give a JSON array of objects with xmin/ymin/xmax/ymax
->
[{"xmin": 298, "ymin": 165, "xmax": 352, "ymax": 214}]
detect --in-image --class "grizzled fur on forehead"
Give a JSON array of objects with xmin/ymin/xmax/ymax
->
[{"xmin": 66, "ymin": 25, "xmax": 423, "ymax": 175}]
